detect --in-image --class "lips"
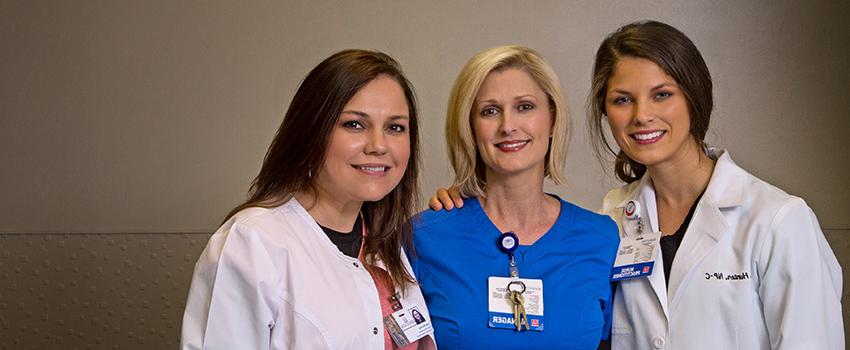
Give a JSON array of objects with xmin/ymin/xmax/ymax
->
[
  {"xmin": 495, "ymin": 140, "xmax": 529, "ymax": 152},
  {"xmin": 631, "ymin": 130, "xmax": 665, "ymax": 144},
  {"xmin": 352, "ymin": 164, "xmax": 390, "ymax": 176}
]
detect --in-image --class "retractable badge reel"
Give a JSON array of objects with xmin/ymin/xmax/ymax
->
[
  {"xmin": 498, "ymin": 232, "xmax": 519, "ymax": 277},
  {"xmin": 611, "ymin": 200, "xmax": 660, "ymax": 281},
  {"xmin": 624, "ymin": 200, "xmax": 643, "ymax": 234}
]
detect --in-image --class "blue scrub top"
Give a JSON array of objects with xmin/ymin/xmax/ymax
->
[{"xmin": 410, "ymin": 196, "xmax": 619, "ymax": 349}]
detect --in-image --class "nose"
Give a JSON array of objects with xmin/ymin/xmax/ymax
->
[
  {"xmin": 365, "ymin": 128, "xmax": 387, "ymax": 155},
  {"xmin": 499, "ymin": 111, "xmax": 517, "ymax": 135},
  {"xmin": 633, "ymin": 101, "xmax": 655, "ymax": 125}
]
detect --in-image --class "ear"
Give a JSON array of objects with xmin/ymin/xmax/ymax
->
[{"xmin": 548, "ymin": 99, "xmax": 556, "ymax": 129}]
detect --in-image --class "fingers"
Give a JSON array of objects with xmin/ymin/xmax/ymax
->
[
  {"xmin": 436, "ymin": 188, "xmax": 455, "ymax": 210},
  {"xmin": 449, "ymin": 187, "xmax": 463, "ymax": 208},
  {"xmin": 428, "ymin": 194, "xmax": 445, "ymax": 211},
  {"xmin": 429, "ymin": 187, "xmax": 466, "ymax": 211}
]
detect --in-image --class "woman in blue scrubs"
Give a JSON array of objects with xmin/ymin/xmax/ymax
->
[{"xmin": 410, "ymin": 45, "xmax": 619, "ymax": 349}]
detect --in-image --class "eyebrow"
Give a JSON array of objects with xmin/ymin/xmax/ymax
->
[
  {"xmin": 341, "ymin": 110, "xmax": 369, "ymax": 118},
  {"xmin": 340, "ymin": 110, "xmax": 409, "ymax": 120},
  {"xmin": 608, "ymin": 83, "xmax": 672, "ymax": 95},
  {"xmin": 476, "ymin": 94, "xmax": 538, "ymax": 104},
  {"xmin": 650, "ymin": 83, "xmax": 673, "ymax": 91}
]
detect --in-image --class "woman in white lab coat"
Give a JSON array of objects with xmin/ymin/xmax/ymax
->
[
  {"xmin": 181, "ymin": 50, "xmax": 435, "ymax": 349},
  {"xmin": 431, "ymin": 20, "xmax": 844, "ymax": 350},
  {"xmin": 588, "ymin": 20, "xmax": 843, "ymax": 349}
]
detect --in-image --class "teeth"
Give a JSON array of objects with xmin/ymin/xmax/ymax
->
[
  {"xmin": 358, "ymin": 166, "xmax": 386, "ymax": 172},
  {"xmin": 634, "ymin": 131, "xmax": 663, "ymax": 140},
  {"xmin": 498, "ymin": 141, "xmax": 528, "ymax": 148}
]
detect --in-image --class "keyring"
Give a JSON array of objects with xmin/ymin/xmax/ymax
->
[{"xmin": 507, "ymin": 280, "xmax": 526, "ymax": 294}]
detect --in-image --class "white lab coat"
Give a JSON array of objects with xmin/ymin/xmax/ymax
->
[
  {"xmin": 600, "ymin": 148, "xmax": 844, "ymax": 349},
  {"xmin": 181, "ymin": 198, "xmax": 436, "ymax": 350}
]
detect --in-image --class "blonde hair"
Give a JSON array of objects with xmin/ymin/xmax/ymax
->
[{"xmin": 446, "ymin": 45, "xmax": 569, "ymax": 197}]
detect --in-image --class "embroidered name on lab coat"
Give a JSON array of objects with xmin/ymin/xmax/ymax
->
[{"xmin": 704, "ymin": 271, "xmax": 750, "ymax": 281}]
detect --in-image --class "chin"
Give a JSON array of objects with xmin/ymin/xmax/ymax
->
[
  {"xmin": 357, "ymin": 185, "xmax": 399, "ymax": 203},
  {"xmin": 627, "ymin": 153, "xmax": 664, "ymax": 167}
]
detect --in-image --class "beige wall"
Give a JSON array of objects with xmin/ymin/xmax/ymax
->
[{"xmin": 1, "ymin": 1, "xmax": 847, "ymax": 348}]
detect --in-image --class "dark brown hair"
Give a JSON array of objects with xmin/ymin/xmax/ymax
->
[
  {"xmin": 227, "ymin": 49, "xmax": 420, "ymax": 289},
  {"xmin": 588, "ymin": 20, "xmax": 713, "ymax": 183}
]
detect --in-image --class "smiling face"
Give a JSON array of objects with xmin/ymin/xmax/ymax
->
[
  {"xmin": 472, "ymin": 67, "xmax": 552, "ymax": 180},
  {"xmin": 313, "ymin": 75, "xmax": 411, "ymax": 205},
  {"xmin": 604, "ymin": 57, "xmax": 702, "ymax": 170}
]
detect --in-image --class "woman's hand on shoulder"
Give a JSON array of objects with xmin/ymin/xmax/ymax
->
[{"xmin": 428, "ymin": 186, "xmax": 464, "ymax": 211}]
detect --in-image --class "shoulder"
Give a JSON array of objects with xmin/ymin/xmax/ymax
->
[
  {"xmin": 747, "ymin": 183, "xmax": 817, "ymax": 237},
  {"xmin": 413, "ymin": 199, "xmax": 477, "ymax": 231},
  {"xmin": 559, "ymin": 198, "xmax": 619, "ymax": 244},
  {"xmin": 711, "ymin": 155, "xmax": 820, "ymax": 242},
  {"xmin": 211, "ymin": 199, "xmax": 313, "ymax": 253},
  {"xmin": 721, "ymin": 162, "xmax": 811, "ymax": 227}
]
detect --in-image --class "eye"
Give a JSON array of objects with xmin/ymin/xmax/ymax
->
[
  {"xmin": 654, "ymin": 91, "xmax": 672, "ymax": 100},
  {"xmin": 480, "ymin": 106, "xmax": 500, "ymax": 117},
  {"xmin": 611, "ymin": 96, "xmax": 632, "ymax": 105},
  {"xmin": 342, "ymin": 120, "xmax": 365, "ymax": 130},
  {"xmin": 387, "ymin": 124, "xmax": 406, "ymax": 134},
  {"xmin": 517, "ymin": 102, "xmax": 535, "ymax": 112}
]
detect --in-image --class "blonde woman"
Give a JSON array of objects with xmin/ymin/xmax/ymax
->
[{"xmin": 410, "ymin": 46, "xmax": 618, "ymax": 349}]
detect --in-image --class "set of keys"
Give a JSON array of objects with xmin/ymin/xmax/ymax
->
[{"xmin": 508, "ymin": 280, "xmax": 529, "ymax": 331}]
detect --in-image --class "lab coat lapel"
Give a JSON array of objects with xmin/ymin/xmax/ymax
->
[
  {"xmin": 666, "ymin": 202, "xmax": 725, "ymax": 306},
  {"xmin": 637, "ymin": 180, "xmax": 670, "ymax": 321},
  {"xmin": 615, "ymin": 175, "xmax": 670, "ymax": 320},
  {"xmin": 667, "ymin": 149, "xmax": 745, "ymax": 307}
]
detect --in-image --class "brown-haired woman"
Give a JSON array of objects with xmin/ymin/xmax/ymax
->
[
  {"xmin": 591, "ymin": 20, "xmax": 842, "ymax": 349},
  {"xmin": 181, "ymin": 49, "xmax": 435, "ymax": 349}
]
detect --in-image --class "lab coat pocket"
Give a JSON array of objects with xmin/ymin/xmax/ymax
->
[
  {"xmin": 611, "ymin": 326, "xmax": 631, "ymax": 335},
  {"xmin": 610, "ymin": 325, "xmax": 631, "ymax": 349}
]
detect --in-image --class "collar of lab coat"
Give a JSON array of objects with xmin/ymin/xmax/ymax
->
[
  {"xmin": 612, "ymin": 148, "xmax": 748, "ymax": 318},
  {"xmin": 612, "ymin": 148, "xmax": 745, "ymax": 212}
]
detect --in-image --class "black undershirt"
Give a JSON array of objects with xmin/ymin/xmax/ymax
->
[
  {"xmin": 659, "ymin": 191, "xmax": 704, "ymax": 288},
  {"xmin": 319, "ymin": 215, "xmax": 363, "ymax": 259}
]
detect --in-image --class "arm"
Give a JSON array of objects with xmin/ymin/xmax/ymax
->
[
  {"xmin": 427, "ymin": 186, "xmax": 464, "ymax": 211},
  {"xmin": 757, "ymin": 199, "xmax": 844, "ymax": 349},
  {"xmin": 181, "ymin": 222, "xmax": 280, "ymax": 350}
]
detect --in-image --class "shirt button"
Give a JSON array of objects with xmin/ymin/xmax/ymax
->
[
  {"xmin": 372, "ymin": 327, "xmax": 379, "ymax": 335},
  {"xmin": 652, "ymin": 336, "xmax": 665, "ymax": 349},
  {"xmin": 353, "ymin": 262, "xmax": 360, "ymax": 268}
]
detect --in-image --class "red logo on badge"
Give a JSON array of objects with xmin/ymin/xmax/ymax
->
[
  {"xmin": 531, "ymin": 319, "xmax": 539, "ymax": 327},
  {"xmin": 642, "ymin": 266, "xmax": 650, "ymax": 273}
]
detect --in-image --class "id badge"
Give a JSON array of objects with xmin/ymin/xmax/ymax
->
[
  {"xmin": 487, "ymin": 277, "xmax": 544, "ymax": 331},
  {"xmin": 611, "ymin": 231, "xmax": 661, "ymax": 281},
  {"xmin": 383, "ymin": 305, "xmax": 432, "ymax": 347}
]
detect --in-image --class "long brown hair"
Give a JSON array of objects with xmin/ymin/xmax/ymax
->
[
  {"xmin": 227, "ymin": 49, "xmax": 420, "ymax": 288},
  {"xmin": 588, "ymin": 20, "xmax": 713, "ymax": 183}
]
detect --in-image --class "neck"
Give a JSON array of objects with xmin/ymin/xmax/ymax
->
[
  {"xmin": 295, "ymin": 186, "xmax": 362, "ymax": 233},
  {"xmin": 647, "ymin": 145, "xmax": 715, "ymax": 208},
  {"xmin": 480, "ymin": 168, "xmax": 558, "ymax": 244}
]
